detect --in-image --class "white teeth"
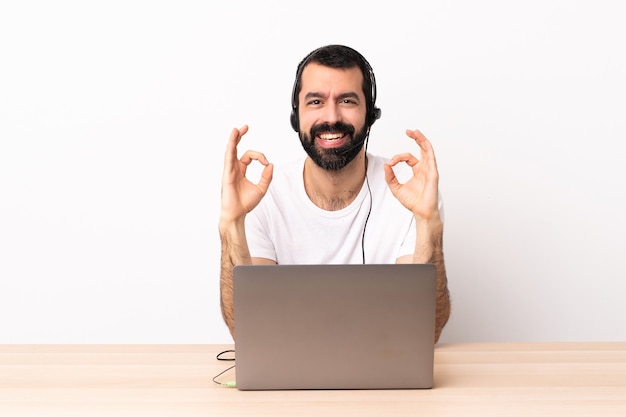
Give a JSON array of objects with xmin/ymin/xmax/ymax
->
[{"xmin": 319, "ymin": 133, "xmax": 343, "ymax": 140}]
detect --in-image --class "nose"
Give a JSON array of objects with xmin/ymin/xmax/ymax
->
[{"xmin": 320, "ymin": 102, "xmax": 340, "ymax": 125}]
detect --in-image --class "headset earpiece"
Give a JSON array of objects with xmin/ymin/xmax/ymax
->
[
  {"xmin": 369, "ymin": 107, "xmax": 382, "ymax": 126},
  {"xmin": 290, "ymin": 109, "xmax": 299, "ymax": 132}
]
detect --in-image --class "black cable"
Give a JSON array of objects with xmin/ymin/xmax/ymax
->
[
  {"xmin": 361, "ymin": 134, "xmax": 373, "ymax": 264},
  {"xmin": 213, "ymin": 350, "xmax": 236, "ymax": 387},
  {"xmin": 216, "ymin": 349, "xmax": 235, "ymax": 361},
  {"xmin": 361, "ymin": 173, "xmax": 372, "ymax": 264}
]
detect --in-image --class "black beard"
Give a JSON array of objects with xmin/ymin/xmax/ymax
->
[{"xmin": 299, "ymin": 122, "xmax": 369, "ymax": 171}]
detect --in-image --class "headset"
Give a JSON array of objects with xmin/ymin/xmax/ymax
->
[{"xmin": 289, "ymin": 45, "xmax": 382, "ymax": 133}]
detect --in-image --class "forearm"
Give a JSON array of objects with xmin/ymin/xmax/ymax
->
[
  {"xmin": 219, "ymin": 219, "xmax": 252, "ymax": 340},
  {"xmin": 413, "ymin": 217, "xmax": 451, "ymax": 344}
]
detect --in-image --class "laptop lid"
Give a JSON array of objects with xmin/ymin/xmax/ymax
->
[{"xmin": 233, "ymin": 264, "xmax": 436, "ymax": 390}]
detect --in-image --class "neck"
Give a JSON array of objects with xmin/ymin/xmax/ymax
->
[{"xmin": 303, "ymin": 150, "xmax": 368, "ymax": 211}]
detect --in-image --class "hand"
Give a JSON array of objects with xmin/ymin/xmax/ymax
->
[
  {"xmin": 220, "ymin": 125, "xmax": 273, "ymax": 223},
  {"xmin": 384, "ymin": 129, "xmax": 441, "ymax": 222}
]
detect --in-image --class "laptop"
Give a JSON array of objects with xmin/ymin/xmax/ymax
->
[{"xmin": 233, "ymin": 264, "xmax": 437, "ymax": 390}]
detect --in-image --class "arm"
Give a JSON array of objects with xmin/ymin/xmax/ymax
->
[
  {"xmin": 219, "ymin": 125, "xmax": 274, "ymax": 339},
  {"xmin": 385, "ymin": 129, "xmax": 451, "ymax": 344},
  {"xmin": 397, "ymin": 218, "xmax": 450, "ymax": 344},
  {"xmin": 220, "ymin": 222, "xmax": 275, "ymax": 339}
]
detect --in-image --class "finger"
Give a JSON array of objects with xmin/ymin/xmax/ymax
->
[
  {"xmin": 383, "ymin": 163, "xmax": 401, "ymax": 191},
  {"xmin": 224, "ymin": 125, "xmax": 252, "ymax": 171},
  {"xmin": 407, "ymin": 129, "xmax": 440, "ymax": 173},
  {"xmin": 405, "ymin": 128, "xmax": 428, "ymax": 145},
  {"xmin": 225, "ymin": 124, "xmax": 249, "ymax": 152},
  {"xmin": 388, "ymin": 152, "xmax": 420, "ymax": 167},
  {"xmin": 256, "ymin": 163, "xmax": 274, "ymax": 194},
  {"xmin": 406, "ymin": 129, "xmax": 436, "ymax": 157},
  {"xmin": 224, "ymin": 126, "xmax": 244, "ymax": 158},
  {"xmin": 239, "ymin": 150, "xmax": 270, "ymax": 167}
]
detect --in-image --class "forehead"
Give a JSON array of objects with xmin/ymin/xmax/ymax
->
[{"xmin": 299, "ymin": 63, "xmax": 364, "ymax": 98}]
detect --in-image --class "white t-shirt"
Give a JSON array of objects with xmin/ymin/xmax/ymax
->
[{"xmin": 245, "ymin": 153, "xmax": 441, "ymax": 264}]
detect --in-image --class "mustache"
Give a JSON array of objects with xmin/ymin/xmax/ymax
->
[{"xmin": 309, "ymin": 122, "xmax": 355, "ymax": 139}]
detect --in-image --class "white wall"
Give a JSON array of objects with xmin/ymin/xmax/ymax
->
[{"xmin": 1, "ymin": 0, "xmax": 624, "ymax": 343}]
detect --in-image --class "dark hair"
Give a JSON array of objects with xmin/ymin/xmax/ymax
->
[{"xmin": 290, "ymin": 45, "xmax": 381, "ymax": 132}]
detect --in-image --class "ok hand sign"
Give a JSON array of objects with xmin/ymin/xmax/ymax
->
[
  {"xmin": 220, "ymin": 125, "xmax": 274, "ymax": 223},
  {"xmin": 384, "ymin": 129, "xmax": 441, "ymax": 222}
]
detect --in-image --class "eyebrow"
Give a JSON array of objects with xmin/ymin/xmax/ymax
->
[{"xmin": 303, "ymin": 91, "xmax": 361, "ymax": 102}]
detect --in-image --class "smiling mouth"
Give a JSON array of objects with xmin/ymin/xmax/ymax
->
[{"xmin": 318, "ymin": 132, "xmax": 346, "ymax": 141}]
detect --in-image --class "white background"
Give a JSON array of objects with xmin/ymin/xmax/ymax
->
[{"xmin": 1, "ymin": 0, "xmax": 625, "ymax": 343}]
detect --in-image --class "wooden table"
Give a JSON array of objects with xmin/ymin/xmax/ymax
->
[{"xmin": 1, "ymin": 343, "xmax": 625, "ymax": 416}]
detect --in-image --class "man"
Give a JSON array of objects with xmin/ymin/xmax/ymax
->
[{"xmin": 219, "ymin": 45, "xmax": 450, "ymax": 342}]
